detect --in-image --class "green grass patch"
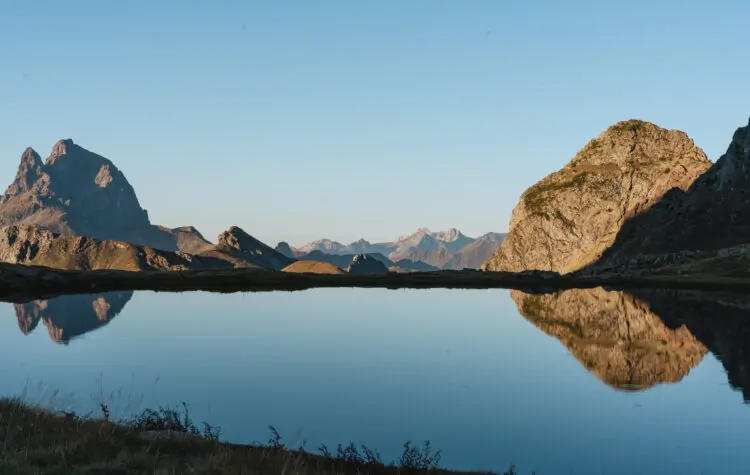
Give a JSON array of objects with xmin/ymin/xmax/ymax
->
[{"xmin": 523, "ymin": 172, "xmax": 588, "ymax": 213}]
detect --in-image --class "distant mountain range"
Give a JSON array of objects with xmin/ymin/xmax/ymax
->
[
  {"xmin": 279, "ymin": 229, "xmax": 506, "ymax": 270},
  {"xmin": 0, "ymin": 139, "xmax": 501, "ymax": 273}
]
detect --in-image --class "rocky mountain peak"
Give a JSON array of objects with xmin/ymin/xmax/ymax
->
[
  {"xmin": 483, "ymin": 120, "xmax": 710, "ymax": 273},
  {"xmin": 346, "ymin": 253, "xmax": 388, "ymax": 275},
  {"xmin": 20, "ymin": 147, "xmax": 42, "ymax": 168},
  {"xmin": 2, "ymin": 148, "xmax": 45, "ymax": 202},
  {"xmin": 274, "ymin": 241, "xmax": 296, "ymax": 258},
  {"xmin": 47, "ymin": 138, "xmax": 75, "ymax": 164},
  {"xmin": 0, "ymin": 140, "xmax": 211, "ymax": 252},
  {"xmin": 591, "ymin": 116, "xmax": 750, "ymax": 264}
]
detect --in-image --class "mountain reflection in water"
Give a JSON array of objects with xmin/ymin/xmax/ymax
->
[
  {"xmin": 9, "ymin": 286, "xmax": 750, "ymax": 403},
  {"xmin": 514, "ymin": 287, "xmax": 750, "ymax": 401},
  {"xmin": 14, "ymin": 292, "xmax": 132, "ymax": 344}
]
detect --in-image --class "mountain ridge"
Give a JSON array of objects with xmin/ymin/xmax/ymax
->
[{"xmin": 292, "ymin": 228, "xmax": 505, "ymax": 270}]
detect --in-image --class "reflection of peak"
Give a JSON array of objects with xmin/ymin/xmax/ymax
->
[
  {"xmin": 630, "ymin": 289, "xmax": 750, "ymax": 403},
  {"xmin": 14, "ymin": 291, "xmax": 133, "ymax": 344},
  {"xmin": 513, "ymin": 288, "xmax": 707, "ymax": 391}
]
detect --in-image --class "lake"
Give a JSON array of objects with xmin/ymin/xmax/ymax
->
[{"xmin": 2, "ymin": 287, "xmax": 749, "ymax": 474}]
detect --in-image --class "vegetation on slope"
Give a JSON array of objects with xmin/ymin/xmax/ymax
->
[{"xmin": 0, "ymin": 399, "xmax": 525, "ymax": 475}]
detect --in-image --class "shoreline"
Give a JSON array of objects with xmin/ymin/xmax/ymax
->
[{"xmin": 2, "ymin": 264, "xmax": 750, "ymax": 302}]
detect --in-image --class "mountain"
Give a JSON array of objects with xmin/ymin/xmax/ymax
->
[
  {"xmin": 592, "ymin": 117, "xmax": 750, "ymax": 267},
  {"xmin": 274, "ymin": 241, "xmax": 299, "ymax": 259},
  {"xmin": 513, "ymin": 288, "xmax": 706, "ymax": 390},
  {"xmin": 0, "ymin": 225, "xmax": 229, "ymax": 271},
  {"xmin": 296, "ymin": 250, "xmax": 393, "ymax": 269},
  {"xmin": 483, "ymin": 120, "xmax": 711, "ymax": 273},
  {"xmin": 296, "ymin": 239, "xmax": 351, "ymax": 255},
  {"xmin": 0, "ymin": 224, "xmax": 291, "ymax": 272},
  {"xmin": 15, "ymin": 292, "xmax": 133, "ymax": 344},
  {"xmin": 294, "ymin": 228, "xmax": 500, "ymax": 269},
  {"xmin": 0, "ymin": 140, "xmax": 210, "ymax": 252},
  {"xmin": 346, "ymin": 254, "xmax": 388, "ymax": 275},
  {"xmin": 200, "ymin": 226, "xmax": 295, "ymax": 270},
  {"xmin": 444, "ymin": 232, "xmax": 506, "ymax": 270}
]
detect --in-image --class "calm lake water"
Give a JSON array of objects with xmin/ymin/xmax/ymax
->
[{"xmin": 2, "ymin": 287, "xmax": 750, "ymax": 474}]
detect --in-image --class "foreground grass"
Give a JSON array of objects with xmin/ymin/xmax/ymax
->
[{"xmin": 0, "ymin": 399, "xmax": 524, "ymax": 475}]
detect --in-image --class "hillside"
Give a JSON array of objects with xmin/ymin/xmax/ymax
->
[
  {"xmin": 281, "ymin": 261, "xmax": 344, "ymax": 274},
  {"xmin": 0, "ymin": 225, "xmax": 293, "ymax": 272},
  {"xmin": 483, "ymin": 120, "xmax": 710, "ymax": 273},
  {"xmin": 592, "ymin": 117, "xmax": 750, "ymax": 267},
  {"xmin": 0, "ymin": 140, "xmax": 210, "ymax": 252}
]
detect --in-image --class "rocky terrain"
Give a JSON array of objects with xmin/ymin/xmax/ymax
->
[
  {"xmin": 483, "ymin": 120, "xmax": 711, "ymax": 273},
  {"xmin": 200, "ymin": 226, "xmax": 294, "ymax": 270},
  {"xmin": 512, "ymin": 287, "xmax": 707, "ymax": 390},
  {"xmin": 0, "ymin": 225, "xmax": 221, "ymax": 271},
  {"xmin": 0, "ymin": 140, "xmax": 210, "ymax": 253},
  {"xmin": 15, "ymin": 291, "xmax": 133, "ymax": 344},
  {"xmin": 291, "ymin": 250, "xmax": 439, "ymax": 273},
  {"xmin": 293, "ymin": 229, "xmax": 505, "ymax": 270},
  {"xmin": 0, "ymin": 224, "xmax": 295, "ymax": 272},
  {"xmin": 345, "ymin": 254, "xmax": 389, "ymax": 274},
  {"xmin": 591, "ymin": 118, "xmax": 750, "ymax": 267}
]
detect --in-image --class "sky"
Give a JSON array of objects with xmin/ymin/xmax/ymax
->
[{"xmin": 1, "ymin": 1, "xmax": 749, "ymax": 247}]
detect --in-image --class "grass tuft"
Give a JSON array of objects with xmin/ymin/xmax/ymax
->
[{"xmin": 0, "ymin": 398, "xmax": 529, "ymax": 474}]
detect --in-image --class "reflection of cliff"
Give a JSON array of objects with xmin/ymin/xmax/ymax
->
[
  {"xmin": 630, "ymin": 290, "xmax": 750, "ymax": 402},
  {"xmin": 14, "ymin": 292, "xmax": 133, "ymax": 344},
  {"xmin": 512, "ymin": 288, "xmax": 708, "ymax": 391}
]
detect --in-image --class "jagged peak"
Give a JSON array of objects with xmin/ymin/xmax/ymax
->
[
  {"xmin": 567, "ymin": 120, "xmax": 707, "ymax": 169},
  {"xmin": 50, "ymin": 139, "xmax": 75, "ymax": 159},
  {"xmin": 20, "ymin": 147, "xmax": 42, "ymax": 166}
]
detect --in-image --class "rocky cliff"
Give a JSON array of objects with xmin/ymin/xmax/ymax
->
[
  {"xmin": 0, "ymin": 225, "xmax": 244, "ymax": 271},
  {"xmin": 593, "ymin": 117, "xmax": 750, "ymax": 266},
  {"xmin": 0, "ymin": 140, "xmax": 210, "ymax": 252},
  {"xmin": 483, "ymin": 121, "xmax": 710, "ymax": 273},
  {"xmin": 346, "ymin": 253, "xmax": 389, "ymax": 274},
  {"xmin": 512, "ymin": 287, "xmax": 707, "ymax": 390},
  {"xmin": 200, "ymin": 226, "xmax": 295, "ymax": 270}
]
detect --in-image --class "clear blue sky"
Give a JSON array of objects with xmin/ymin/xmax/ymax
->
[{"xmin": 1, "ymin": 1, "xmax": 748, "ymax": 246}]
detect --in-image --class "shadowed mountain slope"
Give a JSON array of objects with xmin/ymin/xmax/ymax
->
[{"xmin": 0, "ymin": 140, "xmax": 210, "ymax": 252}]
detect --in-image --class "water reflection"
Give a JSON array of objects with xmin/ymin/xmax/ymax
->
[
  {"xmin": 514, "ymin": 287, "xmax": 750, "ymax": 401},
  {"xmin": 14, "ymin": 292, "xmax": 132, "ymax": 344}
]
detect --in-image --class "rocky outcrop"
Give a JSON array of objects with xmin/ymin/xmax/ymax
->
[
  {"xmin": 513, "ymin": 287, "xmax": 707, "ymax": 390},
  {"xmin": 0, "ymin": 225, "xmax": 243, "ymax": 271},
  {"xmin": 345, "ymin": 254, "xmax": 389, "ymax": 275},
  {"xmin": 297, "ymin": 250, "xmax": 393, "ymax": 270},
  {"xmin": 202, "ymin": 226, "xmax": 294, "ymax": 270},
  {"xmin": 0, "ymin": 140, "xmax": 209, "ymax": 252},
  {"xmin": 274, "ymin": 241, "xmax": 297, "ymax": 259},
  {"xmin": 15, "ymin": 292, "xmax": 133, "ymax": 344},
  {"xmin": 281, "ymin": 261, "xmax": 344, "ymax": 274},
  {"xmin": 483, "ymin": 121, "xmax": 711, "ymax": 273},
  {"xmin": 593, "ymin": 117, "xmax": 750, "ymax": 267}
]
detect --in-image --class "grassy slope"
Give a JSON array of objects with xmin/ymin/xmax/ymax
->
[{"xmin": 0, "ymin": 399, "xmax": 514, "ymax": 475}]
